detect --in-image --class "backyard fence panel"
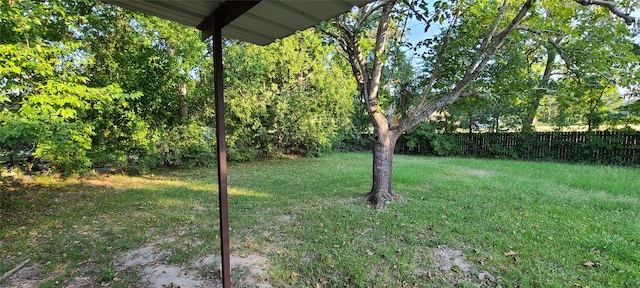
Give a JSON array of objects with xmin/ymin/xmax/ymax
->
[{"xmin": 396, "ymin": 131, "xmax": 640, "ymax": 166}]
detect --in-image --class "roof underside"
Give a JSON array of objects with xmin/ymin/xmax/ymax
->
[{"xmin": 102, "ymin": 0, "xmax": 370, "ymax": 45}]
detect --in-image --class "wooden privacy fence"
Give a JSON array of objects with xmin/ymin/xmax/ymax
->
[{"xmin": 396, "ymin": 131, "xmax": 640, "ymax": 166}]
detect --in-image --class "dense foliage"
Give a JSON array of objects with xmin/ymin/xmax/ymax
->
[
  {"xmin": 1, "ymin": 0, "xmax": 133, "ymax": 172},
  {"xmin": 1, "ymin": 0, "xmax": 356, "ymax": 173},
  {"xmin": 435, "ymin": 1, "xmax": 640, "ymax": 132},
  {"xmin": 193, "ymin": 32, "xmax": 357, "ymax": 161}
]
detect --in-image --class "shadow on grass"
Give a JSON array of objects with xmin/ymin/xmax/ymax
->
[{"xmin": 0, "ymin": 173, "xmax": 274, "ymax": 287}]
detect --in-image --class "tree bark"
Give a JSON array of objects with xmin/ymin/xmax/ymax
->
[
  {"xmin": 365, "ymin": 129, "xmax": 400, "ymax": 209},
  {"xmin": 521, "ymin": 92, "xmax": 541, "ymax": 132},
  {"xmin": 168, "ymin": 44, "xmax": 189, "ymax": 119},
  {"xmin": 179, "ymin": 83, "xmax": 188, "ymax": 118}
]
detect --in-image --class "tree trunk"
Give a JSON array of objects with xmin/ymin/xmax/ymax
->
[
  {"xmin": 331, "ymin": 0, "xmax": 399, "ymax": 209},
  {"xmin": 523, "ymin": 43, "xmax": 556, "ymax": 132},
  {"xmin": 365, "ymin": 130, "xmax": 401, "ymax": 209},
  {"xmin": 179, "ymin": 83, "xmax": 188, "ymax": 118},
  {"xmin": 521, "ymin": 94, "xmax": 541, "ymax": 132},
  {"xmin": 168, "ymin": 44, "xmax": 189, "ymax": 119},
  {"xmin": 468, "ymin": 113, "xmax": 473, "ymax": 133}
]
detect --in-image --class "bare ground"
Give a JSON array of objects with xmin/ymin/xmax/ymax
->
[
  {"xmin": 416, "ymin": 245, "xmax": 498, "ymax": 287},
  {"xmin": 3, "ymin": 242, "xmax": 500, "ymax": 288},
  {"xmin": 1, "ymin": 260, "xmax": 41, "ymax": 288},
  {"xmin": 1, "ymin": 240, "xmax": 271, "ymax": 288},
  {"xmin": 118, "ymin": 240, "xmax": 272, "ymax": 288}
]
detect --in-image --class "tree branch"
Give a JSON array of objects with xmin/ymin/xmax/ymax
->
[
  {"xmin": 475, "ymin": 0, "xmax": 509, "ymax": 63},
  {"xmin": 401, "ymin": 0, "xmax": 427, "ymax": 22},
  {"xmin": 468, "ymin": 0, "xmax": 535, "ymax": 79},
  {"xmin": 327, "ymin": 12, "xmax": 372, "ymax": 109},
  {"xmin": 517, "ymin": 26, "xmax": 563, "ymax": 37},
  {"xmin": 409, "ymin": 88, "xmax": 481, "ymax": 128},
  {"xmin": 320, "ymin": 28, "xmax": 341, "ymax": 42},
  {"xmin": 368, "ymin": 0, "xmax": 396, "ymax": 110},
  {"xmin": 574, "ymin": 0, "xmax": 637, "ymax": 25},
  {"xmin": 448, "ymin": 0, "xmax": 535, "ymax": 100},
  {"xmin": 357, "ymin": 2, "xmax": 386, "ymax": 32},
  {"xmin": 544, "ymin": 36, "xmax": 583, "ymax": 78},
  {"xmin": 399, "ymin": 2, "xmax": 462, "ymax": 132},
  {"xmin": 381, "ymin": 79, "xmax": 400, "ymax": 90},
  {"xmin": 405, "ymin": 0, "xmax": 537, "ymax": 130},
  {"xmin": 516, "ymin": 27, "xmax": 581, "ymax": 78}
]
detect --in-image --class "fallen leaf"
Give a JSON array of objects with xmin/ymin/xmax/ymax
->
[
  {"xmin": 584, "ymin": 261, "xmax": 595, "ymax": 267},
  {"xmin": 366, "ymin": 249, "xmax": 374, "ymax": 256},
  {"xmin": 426, "ymin": 271, "xmax": 434, "ymax": 279},
  {"xmin": 451, "ymin": 265, "xmax": 461, "ymax": 273},
  {"xmin": 291, "ymin": 272, "xmax": 299, "ymax": 279},
  {"xmin": 504, "ymin": 250, "xmax": 518, "ymax": 256}
]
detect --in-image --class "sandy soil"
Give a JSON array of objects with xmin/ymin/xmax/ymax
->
[{"xmin": 119, "ymin": 240, "xmax": 272, "ymax": 288}]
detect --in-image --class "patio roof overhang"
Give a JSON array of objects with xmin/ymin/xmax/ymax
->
[
  {"xmin": 98, "ymin": 1, "xmax": 371, "ymax": 287},
  {"xmin": 103, "ymin": 0, "xmax": 369, "ymax": 45}
]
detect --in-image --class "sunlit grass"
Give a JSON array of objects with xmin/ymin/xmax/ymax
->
[{"xmin": 1, "ymin": 153, "xmax": 638, "ymax": 287}]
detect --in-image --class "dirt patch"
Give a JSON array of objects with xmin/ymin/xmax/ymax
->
[
  {"xmin": 431, "ymin": 246, "xmax": 474, "ymax": 273},
  {"xmin": 278, "ymin": 214, "xmax": 293, "ymax": 223},
  {"xmin": 65, "ymin": 276, "xmax": 93, "ymax": 288},
  {"xmin": 1, "ymin": 262, "xmax": 42, "ymax": 288},
  {"xmin": 119, "ymin": 242, "xmax": 207, "ymax": 287},
  {"xmin": 199, "ymin": 254, "xmax": 271, "ymax": 288},
  {"xmin": 416, "ymin": 245, "xmax": 497, "ymax": 287},
  {"xmin": 118, "ymin": 240, "xmax": 272, "ymax": 288}
]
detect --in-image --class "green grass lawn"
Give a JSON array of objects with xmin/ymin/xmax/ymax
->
[{"xmin": 1, "ymin": 153, "xmax": 639, "ymax": 287}]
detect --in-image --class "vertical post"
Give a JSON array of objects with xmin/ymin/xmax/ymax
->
[{"xmin": 213, "ymin": 16, "xmax": 232, "ymax": 288}]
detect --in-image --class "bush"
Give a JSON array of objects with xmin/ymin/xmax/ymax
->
[
  {"xmin": 122, "ymin": 123, "xmax": 216, "ymax": 173},
  {"xmin": 400, "ymin": 122, "xmax": 457, "ymax": 156}
]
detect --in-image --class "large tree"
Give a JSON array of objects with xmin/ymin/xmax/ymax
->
[{"xmin": 325, "ymin": 0, "xmax": 638, "ymax": 209}]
